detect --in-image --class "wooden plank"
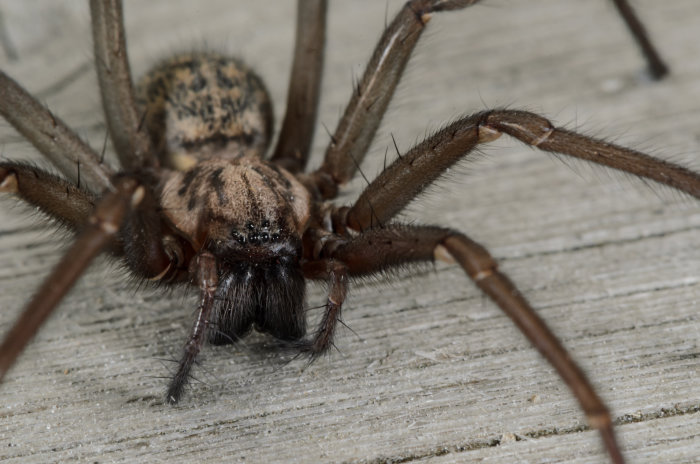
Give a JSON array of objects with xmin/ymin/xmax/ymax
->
[{"xmin": 0, "ymin": 1, "xmax": 698, "ymax": 462}]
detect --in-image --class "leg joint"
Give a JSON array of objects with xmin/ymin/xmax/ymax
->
[
  {"xmin": 442, "ymin": 234, "xmax": 498, "ymax": 281},
  {"xmin": 483, "ymin": 110, "xmax": 555, "ymax": 147}
]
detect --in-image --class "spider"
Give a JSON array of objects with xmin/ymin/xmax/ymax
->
[{"xmin": 0, "ymin": 1, "xmax": 698, "ymax": 463}]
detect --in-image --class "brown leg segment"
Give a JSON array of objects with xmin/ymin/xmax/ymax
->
[
  {"xmin": 119, "ymin": 183, "xmax": 183, "ymax": 281},
  {"xmin": 166, "ymin": 251, "xmax": 218, "ymax": 404},
  {"xmin": 270, "ymin": 0, "xmax": 327, "ymax": 173},
  {"xmin": 0, "ymin": 177, "xmax": 142, "ymax": 384},
  {"xmin": 0, "ymin": 163, "xmax": 180, "ymax": 281},
  {"xmin": 323, "ymin": 225, "xmax": 625, "ymax": 464},
  {"xmin": 300, "ymin": 259, "xmax": 348, "ymax": 356},
  {"xmin": 345, "ymin": 110, "xmax": 700, "ymax": 230},
  {"xmin": 90, "ymin": 0, "xmax": 154, "ymax": 170},
  {"xmin": 316, "ymin": 0, "xmax": 481, "ymax": 190},
  {"xmin": 443, "ymin": 233, "xmax": 625, "ymax": 464},
  {"xmin": 487, "ymin": 110, "xmax": 700, "ymax": 196},
  {"xmin": 0, "ymin": 71, "xmax": 113, "ymax": 194},
  {"xmin": 0, "ymin": 163, "xmax": 96, "ymax": 230},
  {"xmin": 610, "ymin": 0, "xmax": 668, "ymax": 79},
  {"xmin": 313, "ymin": 0, "xmax": 668, "ymax": 194}
]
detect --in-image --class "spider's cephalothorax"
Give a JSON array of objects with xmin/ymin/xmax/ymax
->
[
  {"xmin": 0, "ymin": 1, "xmax": 698, "ymax": 463},
  {"xmin": 159, "ymin": 158, "xmax": 312, "ymax": 344}
]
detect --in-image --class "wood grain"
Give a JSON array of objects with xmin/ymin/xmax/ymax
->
[{"xmin": 0, "ymin": 1, "xmax": 698, "ymax": 463}]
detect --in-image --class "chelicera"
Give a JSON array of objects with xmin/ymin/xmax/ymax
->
[{"xmin": 0, "ymin": 2, "xmax": 698, "ymax": 463}]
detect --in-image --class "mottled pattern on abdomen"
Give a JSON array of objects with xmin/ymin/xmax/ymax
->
[{"xmin": 136, "ymin": 52, "xmax": 273, "ymax": 170}]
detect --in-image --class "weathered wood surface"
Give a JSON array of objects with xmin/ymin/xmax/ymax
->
[{"xmin": 0, "ymin": 1, "xmax": 698, "ymax": 462}]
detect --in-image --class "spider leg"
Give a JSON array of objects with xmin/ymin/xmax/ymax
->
[
  {"xmin": 441, "ymin": 233, "xmax": 624, "ymax": 463},
  {"xmin": 0, "ymin": 161, "xmax": 183, "ymax": 280},
  {"xmin": 166, "ymin": 251, "xmax": 218, "ymax": 405},
  {"xmin": 116, "ymin": 171, "xmax": 189, "ymax": 280},
  {"xmin": 321, "ymin": 225, "xmax": 625, "ymax": 464},
  {"xmin": 90, "ymin": 0, "xmax": 154, "ymax": 170},
  {"xmin": 298, "ymin": 259, "xmax": 348, "ymax": 356},
  {"xmin": 312, "ymin": 1, "xmax": 668, "ymax": 196},
  {"xmin": 0, "ymin": 71, "xmax": 113, "ymax": 194},
  {"xmin": 340, "ymin": 109, "xmax": 700, "ymax": 231},
  {"xmin": 0, "ymin": 177, "xmax": 143, "ymax": 383},
  {"xmin": 314, "ymin": 0, "xmax": 481, "ymax": 192},
  {"xmin": 270, "ymin": 0, "xmax": 327, "ymax": 173},
  {"xmin": 611, "ymin": 0, "xmax": 668, "ymax": 79},
  {"xmin": 0, "ymin": 162, "xmax": 96, "ymax": 230}
]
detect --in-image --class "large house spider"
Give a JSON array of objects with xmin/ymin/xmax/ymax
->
[{"xmin": 0, "ymin": 1, "xmax": 698, "ymax": 463}]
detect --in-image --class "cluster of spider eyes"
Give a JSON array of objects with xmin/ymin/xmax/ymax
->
[{"xmin": 231, "ymin": 220, "xmax": 281, "ymax": 246}]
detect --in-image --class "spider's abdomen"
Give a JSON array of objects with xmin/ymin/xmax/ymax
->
[{"xmin": 136, "ymin": 52, "xmax": 273, "ymax": 171}]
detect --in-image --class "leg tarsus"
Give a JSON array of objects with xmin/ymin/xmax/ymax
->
[
  {"xmin": 610, "ymin": 0, "xmax": 668, "ymax": 79},
  {"xmin": 599, "ymin": 421, "xmax": 626, "ymax": 464}
]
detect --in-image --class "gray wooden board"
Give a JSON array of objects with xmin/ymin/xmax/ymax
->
[{"xmin": 0, "ymin": 1, "xmax": 698, "ymax": 463}]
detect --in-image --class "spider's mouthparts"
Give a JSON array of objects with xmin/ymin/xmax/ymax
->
[{"xmin": 208, "ymin": 255, "xmax": 307, "ymax": 345}]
